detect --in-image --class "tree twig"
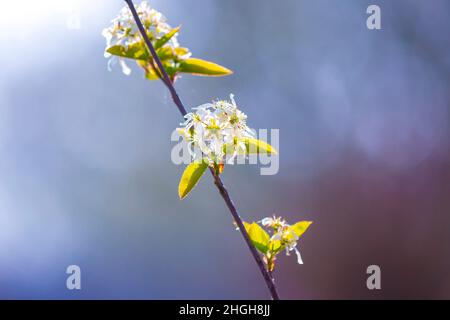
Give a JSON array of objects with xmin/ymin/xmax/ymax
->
[
  {"xmin": 209, "ymin": 168, "xmax": 280, "ymax": 300},
  {"xmin": 124, "ymin": 0, "xmax": 186, "ymax": 116},
  {"xmin": 124, "ymin": 0, "xmax": 280, "ymax": 300}
]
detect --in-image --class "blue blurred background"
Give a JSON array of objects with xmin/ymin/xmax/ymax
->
[{"xmin": 0, "ymin": 0, "xmax": 449, "ymax": 299}]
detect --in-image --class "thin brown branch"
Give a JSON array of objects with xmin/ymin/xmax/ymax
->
[
  {"xmin": 124, "ymin": 0, "xmax": 280, "ymax": 300},
  {"xmin": 209, "ymin": 167, "xmax": 280, "ymax": 300}
]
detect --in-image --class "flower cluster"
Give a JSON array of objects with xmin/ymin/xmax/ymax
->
[
  {"xmin": 261, "ymin": 216, "xmax": 304, "ymax": 265},
  {"xmin": 102, "ymin": 1, "xmax": 187, "ymax": 75},
  {"xmin": 178, "ymin": 94, "xmax": 255, "ymax": 165},
  {"xmin": 241, "ymin": 216, "xmax": 312, "ymax": 272}
]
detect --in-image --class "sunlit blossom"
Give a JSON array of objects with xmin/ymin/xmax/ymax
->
[
  {"xmin": 260, "ymin": 215, "xmax": 305, "ymax": 265},
  {"xmin": 179, "ymin": 94, "xmax": 255, "ymax": 164},
  {"xmin": 102, "ymin": 1, "xmax": 182, "ymax": 75}
]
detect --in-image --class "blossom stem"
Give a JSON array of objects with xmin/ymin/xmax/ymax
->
[{"xmin": 123, "ymin": 0, "xmax": 280, "ymax": 300}]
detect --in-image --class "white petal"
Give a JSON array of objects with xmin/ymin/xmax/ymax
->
[
  {"xmin": 294, "ymin": 247, "xmax": 304, "ymax": 265},
  {"xmin": 229, "ymin": 93, "xmax": 236, "ymax": 106},
  {"xmin": 261, "ymin": 217, "xmax": 273, "ymax": 227},
  {"xmin": 228, "ymin": 151, "xmax": 238, "ymax": 164},
  {"xmin": 107, "ymin": 56, "xmax": 117, "ymax": 72},
  {"xmin": 119, "ymin": 59, "xmax": 132, "ymax": 75},
  {"xmin": 285, "ymin": 246, "xmax": 290, "ymax": 256}
]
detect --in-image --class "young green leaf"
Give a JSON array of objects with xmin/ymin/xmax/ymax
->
[
  {"xmin": 154, "ymin": 26, "xmax": 181, "ymax": 50},
  {"xmin": 144, "ymin": 68, "xmax": 160, "ymax": 80},
  {"xmin": 178, "ymin": 58, "xmax": 233, "ymax": 76},
  {"xmin": 268, "ymin": 239, "xmax": 283, "ymax": 254},
  {"xmin": 243, "ymin": 222, "xmax": 270, "ymax": 254},
  {"xmin": 137, "ymin": 60, "xmax": 160, "ymax": 80},
  {"xmin": 178, "ymin": 159, "xmax": 209, "ymax": 199},
  {"xmin": 156, "ymin": 46, "xmax": 175, "ymax": 60},
  {"xmin": 222, "ymin": 138, "xmax": 278, "ymax": 156},
  {"xmin": 106, "ymin": 42, "xmax": 149, "ymax": 61},
  {"xmin": 174, "ymin": 47, "xmax": 190, "ymax": 58},
  {"xmin": 245, "ymin": 137, "xmax": 278, "ymax": 155},
  {"xmin": 291, "ymin": 221, "xmax": 313, "ymax": 238}
]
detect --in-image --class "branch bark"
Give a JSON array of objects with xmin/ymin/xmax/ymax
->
[{"xmin": 124, "ymin": 0, "xmax": 280, "ymax": 300}]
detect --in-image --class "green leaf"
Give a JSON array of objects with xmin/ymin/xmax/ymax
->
[
  {"xmin": 144, "ymin": 68, "xmax": 159, "ymax": 80},
  {"xmin": 223, "ymin": 137, "xmax": 278, "ymax": 156},
  {"xmin": 174, "ymin": 47, "xmax": 190, "ymax": 58},
  {"xmin": 243, "ymin": 222, "xmax": 270, "ymax": 254},
  {"xmin": 156, "ymin": 46, "xmax": 175, "ymax": 60},
  {"xmin": 154, "ymin": 26, "xmax": 180, "ymax": 50},
  {"xmin": 106, "ymin": 42, "xmax": 149, "ymax": 61},
  {"xmin": 136, "ymin": 60, "xmax": 160, "ymax": 80},
  {"xmin": 178, "ymin": 159, "xmax": 209, "ymax": 199},
  {"xmin": 245, "ymin": 137, "xmax": 278, "ymax": 155},
  {"xmin": 178, "ymin": 58, "xmax": 233, "ymax": 76},
  {"xmin": 162, "ymin": 61, "xmax": 178, "ymax": 79},
  {"xmin": 291, "ymin": 221, "xmax": 313, "ymax": 238},
  {"xmin": 268, "ymin": 239, "xmax": 283, "ymax": 253}
]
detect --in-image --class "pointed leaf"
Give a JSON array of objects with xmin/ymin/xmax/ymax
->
[
  {"xmin": 243, "ymin": 222, "xmax": 270, "ymax": 254},
  {"xmin": 223, "ymin": 138, "xmax": 278, "ymax": 155},
  {"xmin": 291, "ymin": 221, "xmax": 313, "ymax": 238},
  {"xmin": 223, "ymin": 138, "xmax": 278, "ymax": 156},
  {"xmin": 106, "ymin": 42, "xmax": 149, "ymax": 61},
  {"xmin": 156, "ymin": 46, "xmax": 175, "ymax": 60},
  {"xmin": 154, "ymin": 26, "xmax": 180, "ymax": 50},
  {"xmin": 178, "ymin": 58, "xmax": 233, "ymax": 76},
  {"xmin": 178, "ymin": 159, "xmax": 209, "ymax": 199},
  {"xmin": 174, "ymin": 47, "xmax": 190, "ymax": 58},
  {"xmin": 244, "ymin": 137, "xmax": 278, "ymax": 155}
]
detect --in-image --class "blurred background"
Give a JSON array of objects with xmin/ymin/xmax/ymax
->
[{"xmin": 0, "ymin": 0, "xmax": 449, "ymax": 299}]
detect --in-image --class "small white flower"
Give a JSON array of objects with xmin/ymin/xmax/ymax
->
[
  {"xmin": 179, "ymin": 95, "xmax": 254, "ymax": 164},
  {"xmin": 102, "ymin": 1, "xmax": 182, "ymax": 75},
  {"xmin": 261, "ymin": 215, "xmax": 305, "ymax": 265},
  {"xmin": 261, "ymin": 217, "xmax": 275, "ymax": 227},
  {"xmin": 260, "ymin": 215, "xmax": 288, "ymax": 229}
]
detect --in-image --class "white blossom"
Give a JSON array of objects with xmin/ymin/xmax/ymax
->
[
  {"xmin": 102, "ymin": 1, "xmax": 180, "ymax": 75},
  {"xmin": 179, "ymin": 95, "xmax": 255, "ymax": 164},
  {"xmin": 261, "ymin": 215, "xmax": 305, "ymax": 265},
  {"xmin": 260, "ymin": 215, "xmax": 288, "ymax": 229}
]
